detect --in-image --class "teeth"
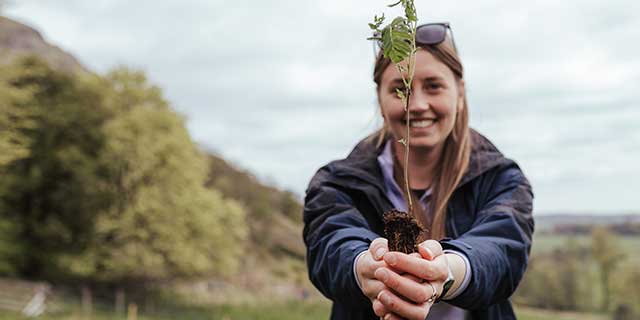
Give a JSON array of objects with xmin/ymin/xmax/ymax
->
[{"xmin": 410, "ymin": 120, "xmax": 435, "ymax": 128}]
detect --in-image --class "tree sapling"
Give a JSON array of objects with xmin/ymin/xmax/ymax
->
[{"xmin": 368, "ymin": 0, "xmax": 425, "ymax": 253}]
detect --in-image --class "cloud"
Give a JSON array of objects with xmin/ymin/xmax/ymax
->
[{"xmin": 5, "ymin": 0, "xmax": 640, "ymax": 213}]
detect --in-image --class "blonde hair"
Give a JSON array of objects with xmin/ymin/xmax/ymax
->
[{"xmin": 371, "ymin": 36, "xmax": 471, "ymax": 240}]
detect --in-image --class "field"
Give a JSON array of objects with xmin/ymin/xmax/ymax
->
[
  {"xmin": 1, "ymin": 233, "xmax": 636, "ymax": 320},
  {"xmin": 532, "ymin": 233, "xmax": 640, "ymax": 256},
  {"xmin": 531, "ymin": 232, "xmax": 640, "ymax": 274},
  {"xmin": 0, "ymin": 301, "xmax": 611, "ymax": 320}
]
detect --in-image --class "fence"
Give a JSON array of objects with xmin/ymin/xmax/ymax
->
[{"xmin": 0, "ymin": 277, "xmax": 50, "ymax": 317}]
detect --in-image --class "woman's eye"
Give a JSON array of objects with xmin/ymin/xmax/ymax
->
[
  {"xmin": 426, "ymin": 83, "xmax": 442, "ymax": 91},
  {"xmin": 391, "ymin": 87, "xmax": 406, "ymax": 97}
]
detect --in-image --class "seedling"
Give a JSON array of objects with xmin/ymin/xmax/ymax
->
[{"xmin": 368, "ymin": 0, "xmax": 424, "ymax": 253}]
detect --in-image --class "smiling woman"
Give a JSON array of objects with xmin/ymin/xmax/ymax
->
[
  {"xmin": 378, "ymin": 49, "xmax": 463, "ymax": 152},
  {"xmin": 303, "ymin": 19, "xmax": 534, "ymax": 320}
]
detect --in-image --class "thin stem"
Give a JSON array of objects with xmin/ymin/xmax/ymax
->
[
  {"xmin": 407, "ymin": 29, "xmax": 416, "ymax": 215},
  {"xmin": 397, "ymin": 21, "xmax": 418, "ymax": 216},
  {"xmin": 373, "ymin": 0, "xmax": 419, "ymax": 216},
  {"xmin": 404, "ymin": 95, "xmax": 412, "ymax": 215}
]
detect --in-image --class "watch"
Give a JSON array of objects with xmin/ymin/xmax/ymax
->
[{"xmin": 435, "ymin": 264, "xmax": 455, "ymax": 303}]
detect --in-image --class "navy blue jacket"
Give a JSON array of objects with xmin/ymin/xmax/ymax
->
[{"xmin": 303, "ymin": 129, "xmax": 534, "ymax": 320}]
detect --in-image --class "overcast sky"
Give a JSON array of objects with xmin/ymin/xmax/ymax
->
[{"xmin": 5, "ymin": 0, "xmax": 640, "ymax": 214}]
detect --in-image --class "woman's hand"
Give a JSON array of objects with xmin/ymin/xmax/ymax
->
[
  {"xmin": 374, "ymin": 240, "xmax": 450, "ymax": 320},
  {"xmin": 356, "ymin": 238, "xmax": 420, "ymax": 318},
  {"xmin": 355, "ymin": 238, "xmax": 390, "ymax": 303}
]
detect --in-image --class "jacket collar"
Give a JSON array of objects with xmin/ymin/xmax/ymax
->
[{"xmin": 330, "ymin": 128, "xmax": 508, "ymax": 192}]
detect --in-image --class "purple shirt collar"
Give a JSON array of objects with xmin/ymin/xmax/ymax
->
[{"xmin": 376, "ymin": 139, "xmax": 432, "ymax": 213}]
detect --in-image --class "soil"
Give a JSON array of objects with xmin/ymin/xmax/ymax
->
[{"xmin": 383, "ymin": 209, "xmax": 423, "ymax": 254}]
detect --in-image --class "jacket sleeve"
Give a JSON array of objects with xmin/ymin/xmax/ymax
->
[
  {"xmin": 302, "ymin": 166, "xmax": 380, "ymax": 306},
  {"xmin": 441, "ymin": 162, "xmax": 534, "ymax": 310}
]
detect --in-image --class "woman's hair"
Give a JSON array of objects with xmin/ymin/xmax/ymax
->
[{"xmin": 371, "ymin": 36, "xmax": 471, "ymax": 240}]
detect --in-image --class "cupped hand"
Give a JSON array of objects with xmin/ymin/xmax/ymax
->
[
  {"xmin": 356, "ymin": 238, "xmax": 420, "ymax": 319},
  {"xmin": 373, "ymin": 240, "xmax": 450, "ymax": 320},
  {"xmin": 355, "ymin": 238, "xmax": 390, "ymax": 303},
  {"xmin": 383, "ymin": 240, "xmax": 448, "ymax": 283}
]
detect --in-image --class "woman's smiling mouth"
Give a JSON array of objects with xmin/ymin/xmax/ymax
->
[{"xmin": 401, "ymin": 118, "xmax": 437, "ymax": 128}]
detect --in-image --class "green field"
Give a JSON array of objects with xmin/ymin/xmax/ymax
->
[
  {"xmin": 0, "ymin": 301, "xmax": 610, "ymax": 320},
  {"xmin": 532, "ymin": 233, "xmax": 640, "ymax": 256},
  {"xmin": 0, "ymin": 300, "xmax": 329, "ymax": 320},
  {"xmin": 516, "ymin": 306, "xmax": 607, "ymax": 320},
  {"xmin": 1, "ymin": 233, "xmax": 634, "ymax": 320},
  {"xmin": 531, "ymin": 232, "xmax": 640, "ymax": 273}
]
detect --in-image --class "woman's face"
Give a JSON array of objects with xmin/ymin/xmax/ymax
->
[{"xmin": 378, "ymin": 49, "xmax": 464, "ymax": 151}]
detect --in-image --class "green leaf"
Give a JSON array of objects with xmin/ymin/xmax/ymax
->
[
  {"xmin": 405, "ymin": 1, "xmax": 417, "ymax": 22},
  {"xmin": 381, "ymin": 17, "xmax": 413, "ymax": 64},
  {"xmin": 368, "ymin": 14, "xmax": 385, "ymax": 31}
]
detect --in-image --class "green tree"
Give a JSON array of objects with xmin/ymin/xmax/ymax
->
[
  {"xmin": 0, "ymin": 59, "xmax": 247, "ymax": 283},
  {"xmin": 0, "ymin": 56, "xmax": 113, "ymax": 279},
  {"xmin": 616, "ymin": 268, "xmax": 640, "ymax": 318},
  {"xmin": 0, "ymin": 60, "xmax": 34, "ymax": 167},
  {"xmin": 0, "ymin": 219, "xmax": 22, "ymax": 274},
  {"xmin": 591, "ymin": 226, "xmax": 626, "ymax": 312},
  {"xmin": 61, "ymin": 69, "xmax": 247, "ymax": 282},
  {"xmin": 514, "ymin": 237, "xmax": 594, "ymax": 312},
  {"xmin": 0, "ymin": 59, "xmax": 35, "ymax": 273}
]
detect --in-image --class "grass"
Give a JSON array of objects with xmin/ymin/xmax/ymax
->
[
  {"xmin": 516, "ymin": 306, "xmax": 608, "ymax": 320},
  {"xmin": 3, "ymin": 233, "xmax": 634, "ymax": 320},
  {"xmin": 0, "ymin": 300, "xmax": 331, "ymax": 320},
  {"xmin": 0, "ymin": 301, "xmax": 613, "ymax": 320}
]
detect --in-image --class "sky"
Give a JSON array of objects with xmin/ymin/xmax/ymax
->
[{"xmin": 4, "ymin": 0, "xmax": 639, "ymax": 214}]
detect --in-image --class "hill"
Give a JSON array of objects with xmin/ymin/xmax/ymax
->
[
  {"xmin": 0, "ymin": 16, "xmax": 86, "ymax": 73},
  {"xmin": 0, "ymin": 15, "xmax": 309, "ymax": 300}
]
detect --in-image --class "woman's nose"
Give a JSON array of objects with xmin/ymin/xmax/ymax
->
[{"xmin": 408, "ymin": 90, "xmax": 430, "ymax": 112}]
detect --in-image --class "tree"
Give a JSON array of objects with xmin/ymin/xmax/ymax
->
[
  {"xmin": 0, "ymin": 59, "xmax": 35, "ymax": 273},
  {"xmin": 0, "ymin": 60, "xmax": 34, "ymax": 167},
  {"xmin": 0, "ymin": 59, "xmax": 247, "ymax": 283},
  {"xmin": 0, "ymin": 56, "xmax": 113, "ymax": 279},
  {"xmin": 616, "ymin": 268, "xmax": 640, "ymax": 318},
  {"xmin": 514, "ymin": 239, "xmax": 588, "ymax": 311},
  {"xmin": 368, "ymin": 0, "xmax": 419, "ymax": 216},
  {"xmin": 591, "ymin": 226, "xmax": 626, "ymax": 311},
  {"xmin": 61, "ymin": 69, "xmax": 247, "ymax": 282}
]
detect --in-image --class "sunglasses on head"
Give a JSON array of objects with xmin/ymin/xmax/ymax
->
[
  {"xmin": 416, "ymin": 22, "xmax": 457, "ymax": 52},
  {"xmin": 373, "ymin": 22, "xmax": 458, "ymax": 56}
]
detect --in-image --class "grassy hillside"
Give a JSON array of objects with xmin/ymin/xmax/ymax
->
[
  {"xmin": 153, "ymin": 146, "xmax": 311, "ymax": 303},
  {"xmin": 205, "ymin": 153, "xmax": 306, "ymax": 275}
]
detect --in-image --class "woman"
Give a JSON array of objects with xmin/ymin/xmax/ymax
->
[{"xmin": 303, "ymin": 22, "xmax": 534, "ymax": 320}]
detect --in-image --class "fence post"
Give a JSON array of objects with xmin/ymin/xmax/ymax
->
[
  {"xmin": 127, "ymin": 303, "xmax": 137, "ymax": 320},
  {"xmin": 81, "ymin": 285, "xmax": 92, "ymax": 318},
  {"xmin": 115, "ymin": 288, "xmax": 125, "ymax": 316},
  {"xmin": 145, "ymin": 294, "xmax": 155, "ymax": 314},
  {"xmin": 21, "ymin": 284, "xmax": 49, "ymax": 316}
]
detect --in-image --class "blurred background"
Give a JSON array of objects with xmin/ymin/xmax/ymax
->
[{"xmin": 0, "ymin": 0, "xmax": 638, "ymax": 319}]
